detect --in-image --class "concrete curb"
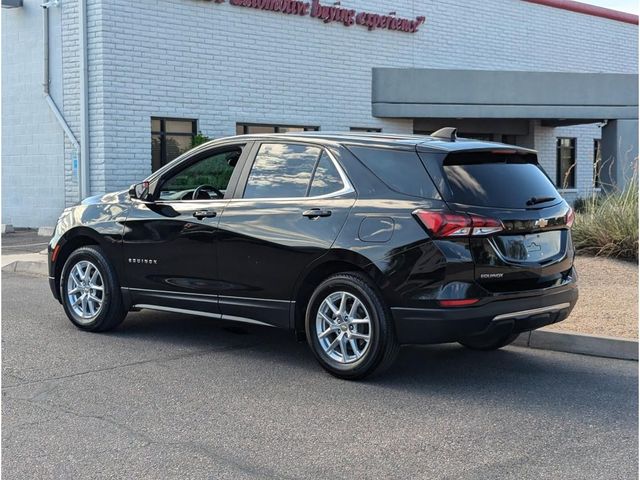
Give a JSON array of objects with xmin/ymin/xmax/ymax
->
[
  {"xmin": 37, "ymin": 226, "xmax": 55, "ymax": 237},
  {"xmin": 2, "ymin": 260, "xmax": 48, "ymax": 276},
  {"xmin": 2, "ymin": 253, "xmax": 48, "ymax": 277},
  {"xmin": 515, "ymin": 329, "xmax": 638, "ymax": 361}
]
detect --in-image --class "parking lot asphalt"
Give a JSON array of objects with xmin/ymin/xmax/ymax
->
[{"xmin": 2, "ymin": 272, "xmax": 638, "ymax": 479}]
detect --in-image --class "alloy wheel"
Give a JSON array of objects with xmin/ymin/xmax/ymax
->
[
  {"xmin": 66, "ymin": 260, "xmax": 105, "ymax": 323},
  {"xmin": 315, "ymin": 291, "xmax": 372, "ymax": 364}
]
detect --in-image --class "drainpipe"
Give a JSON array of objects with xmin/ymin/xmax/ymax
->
[
  {"xmin": 78, "ymin": 0, "xmax": 90, "ymax": 199},
  {"xmin": 42, "ymin": 0, "xmax": 88, "ymax": 203}
]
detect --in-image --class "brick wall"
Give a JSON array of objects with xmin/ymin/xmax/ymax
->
[
  {"xmin": 1, "ymin": 0, "xmax": 66, "ymax": 227},
  {"xmin": 2, "ymin": 0, "xmax": 638, "ymax": 225},
  {"xmin": 534, "ymin": 121, "xmax": 602, "ymax": 203},
  {"xmin": 91, "ymin": 0, "xmax": 637, "ymax": 193}
]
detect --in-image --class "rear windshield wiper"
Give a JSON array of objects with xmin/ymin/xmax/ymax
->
[{"xmin": 526, "ymin": 196, "xmax": 556, "ymax": 206}]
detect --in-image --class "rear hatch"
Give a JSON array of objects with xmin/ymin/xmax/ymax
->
[{"xmin": 417, "ymin": 147, "xmax": 575, "ymax": 293}]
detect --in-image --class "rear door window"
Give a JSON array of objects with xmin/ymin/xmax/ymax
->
[
  {"xmin": 348, "ymin": 146, "xmax": 439, "ymax": 199},
  {"xmin": 436, "ymin": 151, "xmax": 560, "ymax": 209},
  {"xmin": 244, "ymin": 143, "xmax": 321, "ymax": 199},
  {"xmin": 308, "ymin": 152, "xmax": 344, "ymax": 197}
]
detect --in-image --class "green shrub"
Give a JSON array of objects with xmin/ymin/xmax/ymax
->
[
  {"xmin": 573, "ymin": 195, "xmax": 605, "ymax": 214},
  {"xmin": 191, "ymin": 131, "xmax": 211, "ymax": 148},
  {"xmin": 571, "ymin": 179, "xmax": 638, "ymax": 261}
]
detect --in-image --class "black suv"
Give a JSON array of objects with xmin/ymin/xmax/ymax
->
[{"xmin": 48, "ymin": 130, "xmax": 577, "ymax": 379}]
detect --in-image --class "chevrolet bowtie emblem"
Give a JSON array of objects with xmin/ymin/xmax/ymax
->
[{"xmin": 535, "ymin": 218, "xmax": 548, "ymax": 228}]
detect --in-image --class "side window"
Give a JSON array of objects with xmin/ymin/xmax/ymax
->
[
  {"xmin": 348, "ymin": 146, "xmax": 439, "ymax": 199},
  {"xmin": 158, "ymin": 148, "xmax": 242, "ymax": 201},
  {"xmin": 244, "ymin": 143, "xmax": 321, "ymax": 199},
  {"xmin": 309, "ymin": 152, "xmax": 344, "ymax": 197}
]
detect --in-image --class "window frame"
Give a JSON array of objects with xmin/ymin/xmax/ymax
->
[
  {"xmin": 349, "ymin": 127, "xmax": 382, "ymax": 133},
  {"xmin": 151, "ymin": 117, "xmax": 198, "ymax": 172},
  {"xmin": 236, "ymin": 123, "xmax": 320, "ymax": 135},
  {"xmin": 593, "ymin": 139, "xmax": 602, "ymax": 189},
  {"xmin": 556, "ymin": 137, "xmax": 577, "ymax": 189},
  {"xmin": 147, "ymin": 141, "xmax": 250, "ymax": 204},
  {"xmin": 232, "ymin": 141, "xmax": 353, "ymax": 201}
]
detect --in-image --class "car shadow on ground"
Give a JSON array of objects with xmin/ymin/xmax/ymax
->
[{"xmin": 107, "ymin": 310, "xmax": 637, "ymax": 411}]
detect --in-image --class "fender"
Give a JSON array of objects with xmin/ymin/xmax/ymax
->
[
  {"xmin": 48, "ymin": 191, "xmax": 131, "ymax": 298},
  {"xmin": 288, "ymin": 248, "xmax": 387, "ymax": 330}
]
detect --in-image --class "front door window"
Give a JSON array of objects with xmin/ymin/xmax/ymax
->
[{"xmin": 158, "ymin": 148, "xmax": 242, "ymax": 201}]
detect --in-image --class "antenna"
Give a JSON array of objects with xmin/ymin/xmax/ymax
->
[{"xmin": 431, "ymin": 127, "xmax": 457, "ymax": 141}]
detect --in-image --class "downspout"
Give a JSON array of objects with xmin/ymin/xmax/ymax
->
[
  {"xmin": 78, "ymin": 0, "xmax": 90, "ymax": 199},
  {"xmin": 42, "ymin": 1, "xmax": 83, "ymax": 202}
]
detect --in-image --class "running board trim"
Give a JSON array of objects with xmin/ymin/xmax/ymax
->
[
  {"xmin": 132, "ymin": 304, "xmax": 275, "ymax": 327},
  {"xmin": 492, "ymin": 302, "xmax": 571, "ymax": 322}
]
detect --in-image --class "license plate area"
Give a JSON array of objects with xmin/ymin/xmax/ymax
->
[{"xmin": 491, "ymin": 231, "xmax": 564, "ymax": 263}]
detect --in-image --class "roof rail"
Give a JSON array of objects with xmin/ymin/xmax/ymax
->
[{"xmin": 431, "ymin": 127, "xmax": 457, "ymax": 141}]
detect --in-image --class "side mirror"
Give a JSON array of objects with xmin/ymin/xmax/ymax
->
[{"xmin": 129, "ymin": 181, "xmax": 150, "ymax": 201}]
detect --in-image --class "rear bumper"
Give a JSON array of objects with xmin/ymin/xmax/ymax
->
[{"xmin": 392, "ymin": 284, "xmax": 578, "ymax": 344}]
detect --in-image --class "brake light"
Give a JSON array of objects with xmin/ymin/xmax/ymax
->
[
  {"xmin": 439, "ymin": 299, "xmax": 479, "ymax": 307},
  {"xmin": 565, "ymin": 207, "xmax": 575, "ymax": 228},
  {"xmin": 413, "ymin": 210, "xmax": 503, "ymax": 237}
]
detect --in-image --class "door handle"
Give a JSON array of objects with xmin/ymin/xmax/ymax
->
[
  {"xmin": 193, "ymin": 210, "xmax": 217, "ymax": 220},
  {"xmin": 302, "ymin": 208, "xmax": 332, "ymax": 219}
]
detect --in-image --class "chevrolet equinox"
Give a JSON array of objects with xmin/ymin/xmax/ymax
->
[{"xmin": 48, "ymin": 130, "xmax": 578, "ymax": 379}]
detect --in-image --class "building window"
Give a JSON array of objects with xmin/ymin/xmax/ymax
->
[
  {"xmin": 236, "ymin": 123, "xmax": 319, "ymax": 135},
  {"xmin": 556, "ymin": 138, "xmax": 576, "ymax": 189},
  {"xmin": 350, "ymin": 127, "xmax": 382, "ymax": 133},
  {"xmin": 151, "ymin": 118, "xmax": 197, "ymax": 171},
  {"xmin": 594, "ymin": 139, "xmax": 601, "ymax": 188}
]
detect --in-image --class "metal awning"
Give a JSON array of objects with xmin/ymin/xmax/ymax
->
[{"xmin": 372, "ymin": 69, "xmax": 638, "ymax": 121}]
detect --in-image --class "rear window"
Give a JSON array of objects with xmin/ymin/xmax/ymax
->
[
  {"xmin": 439, "ymin": 151, "xmax": 560, "ymax": 209},
  {"xmin": 348, "ymin": 146, "xmax": 438, "ymax": 198}
]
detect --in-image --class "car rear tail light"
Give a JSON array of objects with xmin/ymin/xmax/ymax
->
[
  {"xmin": 413, "ymin": 210, "xmax": 503, "ymax": 238},
  {"xmin": 469, "ymin": 215, "xmax": 503, "ymax": 235},
  {"xmin": 565, "ymin": 207, "xmax": 575, "ymax": 228},
  {"xmin": 438, "ymin": 299, "xmax": 479, "ymax": 307}
]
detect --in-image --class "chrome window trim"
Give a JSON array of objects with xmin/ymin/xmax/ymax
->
[{"xmin": 153, "ymin": 198, "xmax": 229, "ymax": 205}]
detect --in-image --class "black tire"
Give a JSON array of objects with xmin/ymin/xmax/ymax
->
[
  {"xmin": 459, "ymin": 329, "xmax": 519, "ymax": 351},
  {"xmin": 60, "ymin": 245, "xmax": 126, "ymax": 332},
  {"xmin": 305, "ymin": 272, "xmax": 399, "ymax": 380}
]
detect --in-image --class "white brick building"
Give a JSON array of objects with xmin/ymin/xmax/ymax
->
[{"xmin": 2, "ymin": 0, "xmax": 638, "ymax": 227}]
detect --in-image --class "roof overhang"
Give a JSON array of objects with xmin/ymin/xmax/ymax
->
[{"xmin": 372, "ymin": 69, "xmax": 638, "ymax": 121}]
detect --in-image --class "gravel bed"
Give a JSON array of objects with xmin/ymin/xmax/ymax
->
[{"xmin": 545, "ymin": 255, "xmax": 638, "ymax": 339}]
